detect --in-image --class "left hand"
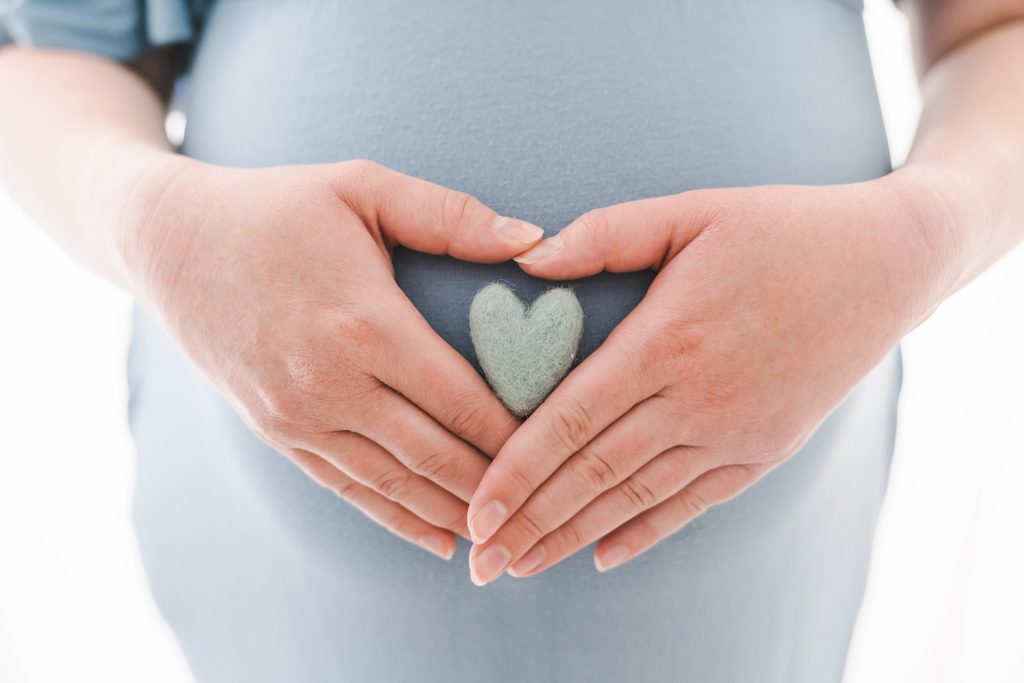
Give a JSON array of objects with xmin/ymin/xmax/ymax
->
[{"xmin": 465, "ymin": 167, "xmax": 963, "ymax": 585}]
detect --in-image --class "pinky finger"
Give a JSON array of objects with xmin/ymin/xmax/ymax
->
[
  {"xmin": 593, "ymin": 463, "xmax": 766, "ymax": 573},
  {"xmin": 289, "ymin": 448, "xmax": 457, "ymax": 561}
]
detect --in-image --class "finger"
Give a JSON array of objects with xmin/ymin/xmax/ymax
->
[
  {"xmin": 500, "ymin": 445, "xmax": 710, "ymax": 578},
  {"xmin": 467, "ymin": 395, "xmax": 682, "ymax": 583},
  {"xmin": 592, "ymin": 463, "xmax": 765, "ymax": 573},
  {"xmin": 512, "ymin": 191, "xmax": 717, "ymax": 277},
  {"xmin": 466, "ymin": 310, "xmax": 666, "ymax": 545},
  {"xmin": 509, "ymin": 460, "xmax": 762, "ymax": 577},
  {"xmin": 353, "ymin": 381, "xmax": 492, "ymax": 503},
  {"xmin": 340, "ymin": 160, "xmax": 546, "ymax": 262},
  {"xmin": 373, "ymin": 293, "xmax": 521, "ymax": 458},
  {"xmin": 288, "ymin": 448, "xmax": 457, "ymax": 560},
  {"xmin": 304, "ymin": 430, "xmax": 472, "ymax": 539}
]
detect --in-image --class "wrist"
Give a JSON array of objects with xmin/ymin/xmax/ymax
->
[
  {"xmin": 113, "ymin": 147, "xmax": 208, "ymax": 301},
  {"xmin": 874, "ymin": 164, "xmax": 972, "ymax": 322}
]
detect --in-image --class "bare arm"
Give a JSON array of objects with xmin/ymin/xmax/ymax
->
[
  {"xmin": 462, "ymin": 1, "xmax": 1024, "ymax": 582},
  {"xmin": 901, "ymin": 0, "xmax": 1024, "ymax": 295},
  {"xmin": 0, "ymin": 46, "xmax": 179, "ymax": 290},
  {"xmin": 0, "ymin": 44, "xmax": 540, "ymax": 558}
]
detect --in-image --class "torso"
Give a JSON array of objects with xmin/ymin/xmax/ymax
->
[{"xmin": 128, "ymin": 2, "xmax": 901, "ymax": 681}]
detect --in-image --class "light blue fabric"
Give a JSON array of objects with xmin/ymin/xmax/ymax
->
[
  {"xmin": 6, "ymin": 2, "xmax": 904, "ymax": 681},
  {"xmin": 0, "ymin": 0, "xmax": 204, "ymax": 59}
]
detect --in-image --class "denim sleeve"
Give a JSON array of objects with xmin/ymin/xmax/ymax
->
[{"xmin": 0, "ymin": 0, "xmax": 206, "ymax": 61}]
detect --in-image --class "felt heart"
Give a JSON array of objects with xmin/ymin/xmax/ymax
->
[{"xmin": 469, "ymin": 282, "xmax": 584, "ymax": 417}]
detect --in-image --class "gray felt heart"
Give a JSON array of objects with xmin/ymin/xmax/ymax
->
[{"xmin": 469, "ymin": 282, "xmax": 584, "ymax": 417}]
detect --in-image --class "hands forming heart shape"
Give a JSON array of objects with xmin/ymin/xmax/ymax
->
[
  {"xmin": 128, "ymin": 158, "xmax": 958, "ymax": 584},
  {"xmin": 462, "ymin": 167, "xmax": 958, "ymax": 585}
]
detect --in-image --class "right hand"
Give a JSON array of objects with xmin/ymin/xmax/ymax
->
[{"xmin": 120, "ymin": 158, "xmax": 542, "ymax": 559}]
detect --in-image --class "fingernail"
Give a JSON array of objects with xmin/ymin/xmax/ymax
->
[
  {"xmin": 418, "ymin": 534, "xmax": 455, "ymax": 560},
  {"xmin": 469, "ymin": 500, "xmax": 507, "ymax": 543},
  {"xmin": 470, "ymin": 544, "xmax": 511, "ymax": 586},
  {"xmin": 492, "ymin": 216, "xmax": 545, "ymax": 245},
  {"xmin": 508, "ymin": 545, "xmax": 546, "ymax": 577},
  {"xmin": 513, "ymin": 235, "xmax": 563, "ymax": 264},
  {"xmin": 594, "ymin": 544, "xmax": 630, "ymax": 572}
]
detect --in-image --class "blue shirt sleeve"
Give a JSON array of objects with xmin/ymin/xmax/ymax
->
[{"xmin": 0, "ymin": 0, "xmax": 207, "ymax": 62}]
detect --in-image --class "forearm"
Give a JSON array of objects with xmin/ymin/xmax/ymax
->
[
  {"xmin": 899, "ymin": 11, "xmax": 1024, "ymax": 298},
  {"xmin": 0, "ymin": 46, "xmax": 182, "ymax": 291}
]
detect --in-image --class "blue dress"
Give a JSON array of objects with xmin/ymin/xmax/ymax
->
[{"xmin": 2, "ymin": 2, "xmax": 902, "ymax": 681}]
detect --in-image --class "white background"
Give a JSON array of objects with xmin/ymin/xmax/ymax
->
[{"xmin": 1, "ymin": 2, "xmax": 1022, "ymax": 680}]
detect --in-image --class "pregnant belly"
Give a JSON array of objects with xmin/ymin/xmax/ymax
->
[
  {"xmin": 167, "ymin": 0, "xmax": 897, "ymax": 569},
  {"xmin": 182, "ymin": 0, "xmax": 890, "ymax": 369},
  {"xmin": 131, "ymin": 3, "xmax": 900, "ymax": 678}
]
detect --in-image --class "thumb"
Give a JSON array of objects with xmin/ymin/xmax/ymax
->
[
  {"xmin": 338, "ymin": 160, "xmax": 545, "ymax": 262},
  {"xmin": 512, "ymin": 191, "xmax": 714, "ymax": 279}
]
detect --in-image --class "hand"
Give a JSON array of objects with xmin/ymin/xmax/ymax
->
[
  {"xmin": 464, "ymin": 167, "xmax": 962, "ymax": 583},
  {"xmin": 122, "ymin": 158, "xmax": 543, "ymax": 560}
]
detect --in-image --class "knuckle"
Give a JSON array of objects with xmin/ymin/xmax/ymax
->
[
  {"xmin": 439, "ymin": 188, "xmax": 476, "ymax": 244},
  {"xmin": 514, "ymin": 505, "xmax": 546, "ymax": 539},
  {"xmin": 251, "ymin": 386, "xmax": 304, "ymax": 441},
  {"xmin": 331, "ymin": 159, "xmax": 386, "ymax": 208},
  {"xmin": 576, "ymin": 207, "xmax": 611, "ymax": 243},
  {"xmin": 339, "ymin": 158, "xmax": 384, "ymax": 183},
  {"xmin": 501, "ymin": 464, "xmax": 540, "ymax": 505},
  {"xmin": 344, "ymin": 378, "xmax": 391, "ymax": 424},
  {"xmin": 440, "ymin": 394, "xmax": 490, "ymax": 445},
  {"xmin": 766, "ymin": 431, "xmax": 806, "ymax": 462},
  {"xmin": 379, "ymin": 508, "xmax": 410, "ymax": 536},
  {"xmin": 259, "ymin": 320, "xmax": 374, "ymax": 433},
  {"xmin": 440, "ymin": 188, "xmax": 473, "ymax": 228},
  {"xmin": 655, "ymin": 322, "xmax": 707, "ymax": 381},
  {"xmin": 678, "ymin": 487, "xmax": 712, "ymax": 519},
  {"xmin": 631, "ymin": 515, "xmax": 662, "ymax": 547},
  {"xmin": 262, "ymin": 309, "xmax": 382, "ymax": 408},
  {"xmin": 698, "ymin": 374, "xmax": 744, "ymax": 413},
  {"xmin": 549, "ymin": 401, "xmax": 595, "ymax": 454},
  {"xmin": 330, "ymin": 308, "xmax": 382, "ymax": 349},
  {"xmin": 574, "ymin": 448, "xmax": 619, "ymax": 492},
  {"xmin": 410, "ymin": 449, "xmax": 461, "ymax": 483},
  {"xmin": 659, "ymin": 445, "xmax": 699, "ymax": 479},
  {"xmin": 279, "ymin": 346, "xmax": 336, "ymax": 400},
  {"xmin": 618, "ymin": 477, "xmax": 658, "ymax": 511},
  {"xmin": 559, "ymin": 519, "xmax": 586, "ymax": 549},
  {"xmin": 332, "ymin": 478, "xmax": 363, "ymax": 503},
  {"xmin": 445, "ymin": 511, "xmax": 469, "ymax": 535},
  {"xmin": 370, "ymin": 469, "xmax": 414, "ymax": 500}
]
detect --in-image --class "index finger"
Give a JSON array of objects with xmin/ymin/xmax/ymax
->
[
  {"xmin": 338, "ymin": 160, "xmax": 547, "ymax": 264},
  {"xmin": 373, "ymin": 289, "xmax": 522, "ymax": 457},
  {"xmin": 465, "ymin": 310, "xmax": 667, "ymax": 544}
]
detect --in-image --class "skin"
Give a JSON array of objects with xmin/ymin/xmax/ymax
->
[
  {"xmin": 0, "ymin": 50, "xmax": 541, "ymax": 561},
  {"xmin": 0, "ymin": 1, "xmax": 1021, "ymax": 585},
  {"xmin": 465, "ymin": 3, "xmax": 1024, "ymax": 585},
  {"xmin": 124, "ymin": 158, "xmax": 543, "ymax": 559}
]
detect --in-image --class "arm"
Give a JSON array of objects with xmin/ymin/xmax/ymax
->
[
  {"xmin": 0, "ymin": 45, "xmax": 542, "ymax": 559},
  {"xmin": 0, "ymin": 47, "xmax": 179, "ymax": 290},
  {"xmin": 463, "ymin": 1, "xmax": 1024, "ymax": 583},
  {"xmin": 900, "ymin": 0, "xmax": 1024, "ymax": 294}
]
